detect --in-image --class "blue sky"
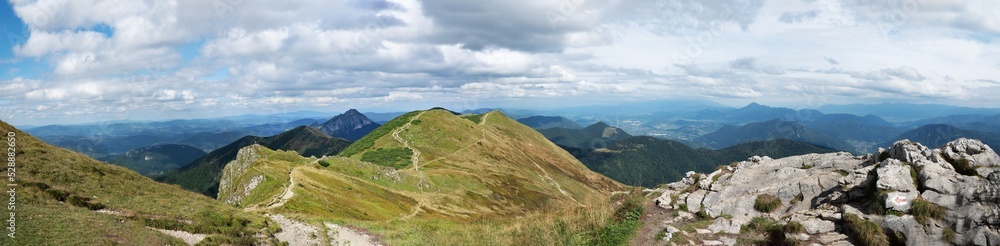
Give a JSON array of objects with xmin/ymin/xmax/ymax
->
[{"xmin": 1, "ymin": 0, "xmax": 999, "ymax": 126}]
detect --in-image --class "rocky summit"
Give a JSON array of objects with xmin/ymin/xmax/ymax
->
[{"xmin": 648, "ymin": 138, "xmax": 1000, "ymax": 246}]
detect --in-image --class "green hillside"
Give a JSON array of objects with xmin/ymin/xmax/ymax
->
[
  {"xmin": 156, "ymin": 126, "xmax": 350, "ymax": 197},
  {"xmin": 566, "ymin": 137, "xmax": 838, "ymax": 187},
  {"xmin": 220, "ymin": 109, "xmax": 634, "ymax": 245},
  {"xmin": 102, "ymin": 144, "xmax": 206, "ymax": 176},
  {"xmin": 0, "ymin": 120, "xmax": 280, "ymax": 245},
  {"xmin": 538, "ymin": 122, "xmax": 632, "ymax": 149}
]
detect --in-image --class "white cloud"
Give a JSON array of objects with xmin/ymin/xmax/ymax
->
[{"xmin": 2, "ymin": 0, "xmax": 1000, "ymax": 125}]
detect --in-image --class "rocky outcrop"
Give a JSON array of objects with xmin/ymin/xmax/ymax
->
[
  {"xmin": 218, "ymin": 145, "xmax": 264, "ymax": 206},
  {"xmin": 652, "ymin": 138, "xmax": 1000, "ymax": 245}
]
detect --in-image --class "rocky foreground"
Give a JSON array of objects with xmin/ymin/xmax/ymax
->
[{"xmin": 650, "ymin": 138, "xmax": 1000, "ymax": 245}]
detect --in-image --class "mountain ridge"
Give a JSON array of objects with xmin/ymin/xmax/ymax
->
[{"xmin": 155, "ymin": 125, "xmax": 351, "ymax": 197}]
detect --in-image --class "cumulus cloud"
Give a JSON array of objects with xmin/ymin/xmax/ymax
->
[
  {"xmin": 824, "ymin": 57, "xmax": 839, "ymax": 65},
  {"xmin": 778, "ymin": 10, "xmax": 819, "ymax": 23},
  {"xmin": 1, "ymin": 0, "xmax": 999, "ymax": 125}
]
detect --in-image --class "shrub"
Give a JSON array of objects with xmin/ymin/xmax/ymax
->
[
  {"xmin": 843, "ymin": 214, "xmax": 889, "ymax": 246},
  {"xmin": 318, "ymin": 160, "xmax": 330, "ymax": 167},
  {"xmin": 360, "ymin": 147, "xmax": 414, "ymax": 169},
  {"xmin": 754, "ymin": 194, "xmax": 782, "ymax": 213},
  {"xmin": 461, "ymin": 114, "xmax": 484, "ymax": 124},
  {"xmin": 911, "ymin": 198, "xmax": 946, "ymax": 224}
]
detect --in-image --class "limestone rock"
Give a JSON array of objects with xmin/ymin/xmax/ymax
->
[
  {"xmin": 708, "ymin": 218, "xmax": 742, "ymax": 234},
  {"xmin": 650, "ymin": 138, "xmax": 1000, "ymax": 246},
  {"xmin": 818, "ymin": 233, "xmax": 849, "ymax": 244},
  {"xmin": 799, "ymin": 218, "xmax": 835, "ymax": 234}
]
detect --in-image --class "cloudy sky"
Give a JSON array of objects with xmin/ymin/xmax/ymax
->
[{"xmin": 1, "ymin": 0, "xmax": 998, "ymax": 125}]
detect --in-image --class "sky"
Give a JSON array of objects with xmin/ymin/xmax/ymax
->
[{"xmin": 1, "ymin": 0, "xmax": 999, "ymax": 126}]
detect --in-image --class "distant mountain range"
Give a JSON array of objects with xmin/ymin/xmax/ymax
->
[
  {"xmin": 537, "ymin": 122, "xmax": 632, "ymax": 149},
  {"xmin": 694, "ymin": 120, "xmax": 855, "ymax": 153},
  {"xmin": 563, "ymin": 137, "xmax": 837, "ymax": 187},
  {"xmin": 155, "ymin": 126, "xmax": 351, "ymax": 197},
  {"xmin": 313, "ymin": 109, "xmax": 381, "ymax": 141},
  {"xmin": 517, "ymin": 115, "xmax": 582, "ymax": 129},
  {"xmin": 24, "ymin": 117, "xmax": 324, "ymax": 159},
  {"xmin": 819, "ymin": 103, "xmax": 1000, "ymax": 121},
  {"xmin": 694, "ymin": 102, "xmax": 824, "ymax": 122},
  {"xmin": 882, "ymin": 124, "xmax": 1000, "ymax": 150},
  {"xmin": 102, "ymin": 144, "xmax": 206, "ymax": 176}
]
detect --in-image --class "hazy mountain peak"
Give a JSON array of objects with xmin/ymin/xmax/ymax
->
[{"xmin": 315, "ymin": 109, "xmax": 380, "ymax": 141}]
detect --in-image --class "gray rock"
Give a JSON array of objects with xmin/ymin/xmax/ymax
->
[
  {"xmin": 884, "ymin": 191, "xmax": 919, "ymax": 212},
  {"xmin": 799, "ymin": 218, "xmax": 836, "ymax": 234},
  {"xmin": 921, "ymin": 190, "xmax": 958, "ymax": 209},
  {"xmin": 695, "ymin": 228, "xmax": 712, "ymax": 234},
  {"xmin": 643, "ymin": 138, "xmax": 1000, "ymax": 246},
  {"xmin": 687, "ymin": 189, "xmax": 707, "ymax": 213},
  {"xmin": 708, "ymin": 218, "xmax": 742, "ymax": 234},
  {"xmin": 719, "ymin": 236, "xmax": 736, "ymax": 246},
  {"xmin": 785, "ymin": 233, "xmax": 810, "ymax": 241},
  {"xmin": 968, "ymin": 226, "xmax": 1000, "ymax": 246},
  {"xmin": 876, "ymin": 159, "xmax": 918, "ymax": 192},
  {"xmin": 888, "ymin": 139, "xmax": 933, "ymax": 164},
  {"xmin": 661, "ymin": 226, "xmax": 680, "ymax": 242},
  {"xmin": 841, "ymin": 204, "xmax": 865, "ymax": 218},
  {"xmin": 655, "ymin": 190, "xmax": 674, "ymax": 209},
  {"xmin": 882, "ymin": 215, "xmax": 934, "ymax": 246},
  {"xmin": 703, "ymin": 240, "xmax": 724, "ymax": 245},
  {"xmin": 941, "ymin": 138, "xmax": 1000, "ymax": 175},
  {"xmin": 819, "ymin": 233, "xmax": 849, "ymax": 244}
]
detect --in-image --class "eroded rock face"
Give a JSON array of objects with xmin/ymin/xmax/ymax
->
[
  {"xmin": 218, "ymin": 145, "xmax": 264, "ymax": 206},
  {"xmin": 654, "ymin": 138, "xmax": 1000, "ymax": 245}
]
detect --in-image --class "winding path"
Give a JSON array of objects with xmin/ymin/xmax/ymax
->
[{"xmin": 263, "ymin": 159, "xmax": 317, "ymax": 209}]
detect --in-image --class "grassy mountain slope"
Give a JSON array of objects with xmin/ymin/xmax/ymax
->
[
  {"xmin": 155, "ymin": 126, "xmax": 350, "ymax": 197},
  {"xmin": 565, "ymin": 137, "xmax": 838, "ymax": 187},
  {"xmin": 220, "ymin": 109, "xmax": 629, "ymax": 244},
  {"xmin": 102, "ymin": 144, "xmax": 206, "ymax": 176},
  {"xmin": 0, "ymin": 120, "xmax": 279, "ymax": 245},
  {"xmin": 538, "ymin": 122, "xmax": 632, "ymax": 149}
]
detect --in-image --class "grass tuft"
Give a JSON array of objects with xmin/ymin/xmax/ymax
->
[
  {"xmin": 941, "ymin": 154, "xmax": 978, "ymax": 176},
  {"xmin": 742, "ymin": 216, "xmax": 803, "ymax": 245},
  {"xmin": 843, "ymin": 214, "xmax": 889, "ymax": 246},
  {"xmin": 943, "ymin": 227, "xmax": 956, "ymax": 242},
  {"xmin": 754, "ymin": 194, "xmax": 782, "ymax": 213},
  {"xmin": 911, "ymin": 198, "xmax": 946, "ymax": 224}
]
